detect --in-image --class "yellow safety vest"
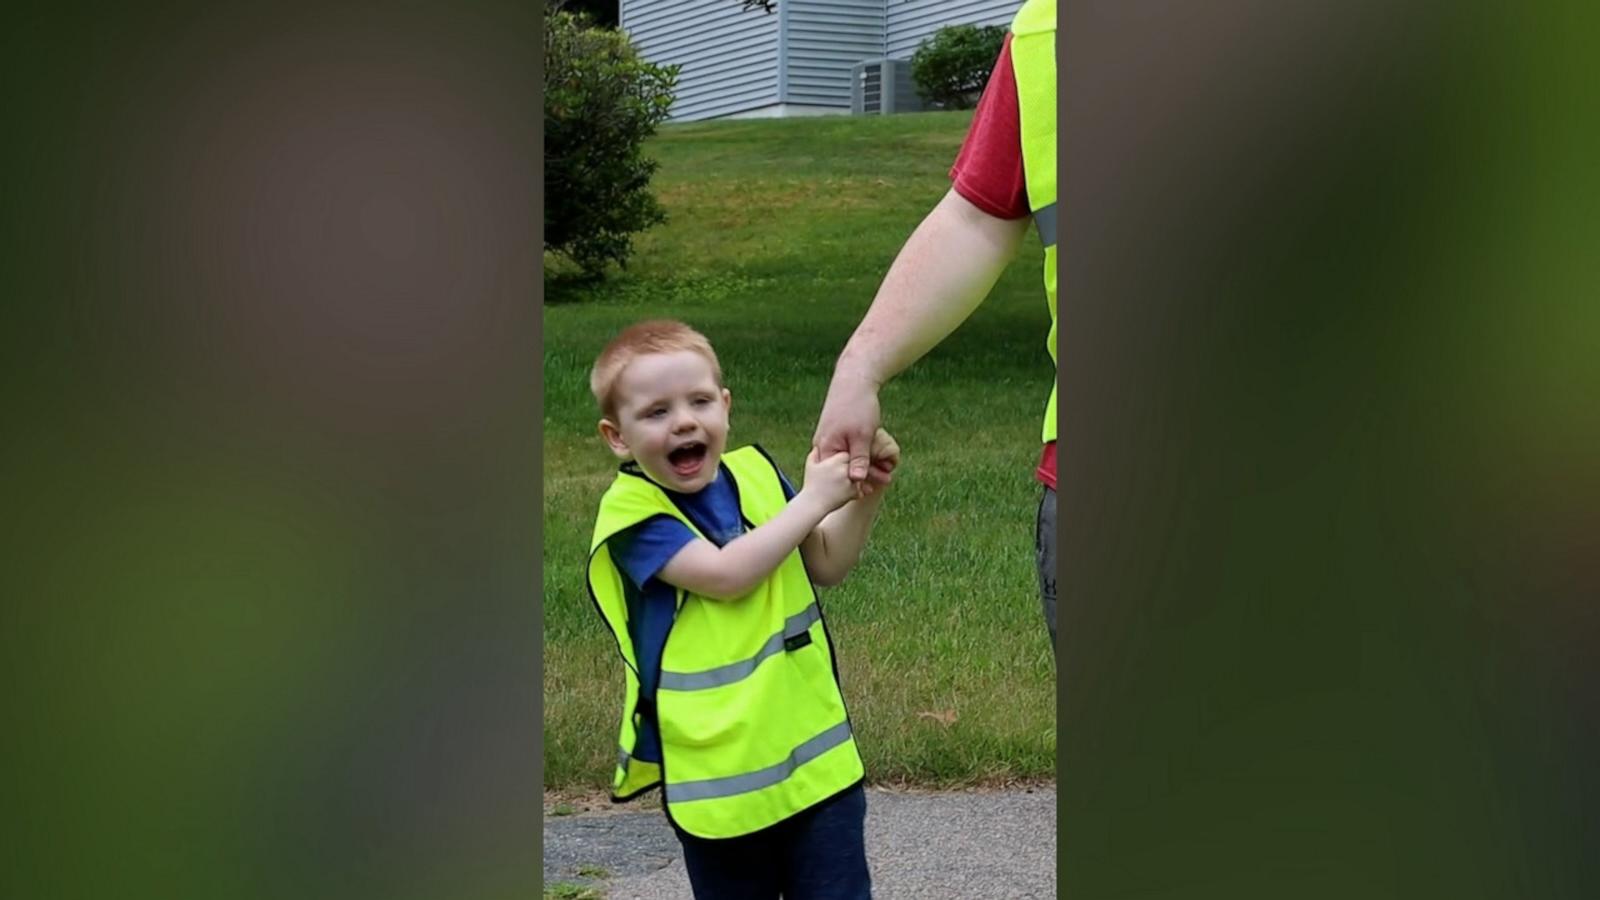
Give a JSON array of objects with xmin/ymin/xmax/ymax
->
[
  {"xmin": 1011, "ymin": 0, "xmax": 1058, "ymax": 444},
  {"xmin": 586, "ymin": 445, "xmax": 864, "ymax": 839}
]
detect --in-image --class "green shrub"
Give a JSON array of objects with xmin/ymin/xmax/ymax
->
[
  {"xmin": 544, "ymin": 11, "xmax": 679, "ymax": 280},
  {"xmin": 910, "ymin": 23, "xmax": 1007, "ymax": 110}
]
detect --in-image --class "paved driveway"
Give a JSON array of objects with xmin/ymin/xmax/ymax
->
[{"xmin": 544, "ymin": 786, "xmax": 1056, "ymax": 899}]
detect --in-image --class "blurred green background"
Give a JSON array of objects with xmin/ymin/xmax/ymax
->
[
  {"xmin": 2, "ymin": 4, "xmax": 540, "ymax": 899},
  {"xmin": 2, "ymin": 1, "xmax": 1596, "ymax": 899},
  {"xmin": 1061, "ymin": 2, "xmax": 1599, "ymax": 897}
]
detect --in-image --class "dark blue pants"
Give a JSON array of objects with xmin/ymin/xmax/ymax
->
[{"xmin": 672, "ymin": 782, "xmax": 872, "ymax": 899}]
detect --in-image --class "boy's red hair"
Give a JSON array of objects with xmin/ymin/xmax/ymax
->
[{"xmin": 590, "ymin": 319, "xmax": 724, "ymax": 418}]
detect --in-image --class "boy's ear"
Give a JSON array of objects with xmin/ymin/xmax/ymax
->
[
  {"xmin": 721, "ymin": 387, "xmax": 732, "ymax": 413},
  {"xmin": 597, "ymin": 418, "xmax": 631, "ymax": 459}
]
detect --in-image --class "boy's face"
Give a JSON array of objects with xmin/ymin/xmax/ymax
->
[{"xmin": 599, "ymin": 350, "xmax": 731, "ymax": 493}]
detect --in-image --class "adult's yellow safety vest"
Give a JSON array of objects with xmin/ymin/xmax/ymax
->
[
  {"xmin": 586, "ymin": 445, "xmax": 864, "ymax": 839},
  {"xmin": 1011, "ymin": 0, "xmax": 1058, "ymax": 444}
]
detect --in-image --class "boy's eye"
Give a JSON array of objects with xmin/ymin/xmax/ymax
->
[
  {"xmin": 646, "ymin": 407, "xmax": 667, "ymax": 418},
  {"xmin": 692, "ymin": 396, "xmax": 711, "ymax": 406}
]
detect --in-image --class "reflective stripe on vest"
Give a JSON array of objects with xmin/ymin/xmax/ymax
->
[
  {"xmin": 666, "ymin": 720, "xmax": 854, "ymax": 803},
  {"xmin": 659, "ymin": 601, "xmax": 821, "ymax": 691},
  {"xmin": 1011, "ymin": 0, "xmax": 1058, "ymax": 444},
  {"xmin": 587, "ymin": 445, "xmax": 864, "ymax": 838}
]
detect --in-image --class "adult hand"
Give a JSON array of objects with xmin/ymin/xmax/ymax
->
[{"xmin": 812, "ymin": 372, "xmax": 881, "ymax": 483}]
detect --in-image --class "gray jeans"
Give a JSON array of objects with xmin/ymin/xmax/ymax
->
[{"xmin": 1036, "ymin": 486, "xmax": 1057, "ymax": 656}]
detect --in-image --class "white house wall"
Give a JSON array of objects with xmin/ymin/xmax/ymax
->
[
  {"xmin": 621, "ymin": 0, "xmax": 781, "ymax": 122},
  {"xmin": 884, "ymin": 0, "xmax": 1020, "ymax": 60},
  {"xmin": 620, "ymin": 0, "xmax": 1023, "ymax": 122},
  {"xmin": 782, "ymin": 0, "xmax": 886, "ymax": 108}
]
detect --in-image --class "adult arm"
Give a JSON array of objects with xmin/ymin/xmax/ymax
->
[{"xmin": 815, "ymin": 188, "xmax": 1030, "ymax": 480}]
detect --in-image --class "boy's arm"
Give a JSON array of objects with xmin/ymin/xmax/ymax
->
[
  {"xmin": 656, "ymin": 451, "xmax": 856, "ymax": 601},
  {"xmin": 802, "ymin": 427, "xmax": 898, "ymax": 586},
  {"xmin": 800, "ymin": 489, "xmax": 887, "ymax": 587}
]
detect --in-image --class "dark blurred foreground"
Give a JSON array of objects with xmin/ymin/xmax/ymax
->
[{"xmin": 1, "ymin": 1, "xmax": 1596, "ymax": 898}]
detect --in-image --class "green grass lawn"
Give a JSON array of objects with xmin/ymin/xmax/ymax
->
[{"xmin": 543, "ymin": 110, "xmax": 1055, "ymax": 791}]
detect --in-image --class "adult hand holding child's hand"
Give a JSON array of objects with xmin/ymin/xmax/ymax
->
[
  {"xmin": 813, "ymin": 378, "xmax": 898, "ymax": 489},
  {"xmin": 813, "ymin": 372, "xmax": 881, "ymax": 484}
]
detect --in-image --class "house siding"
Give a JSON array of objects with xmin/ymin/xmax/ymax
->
[
  {"xmin": 621, "ymin": 0, "xmax": 781, "ymax": 122},
  {"xmin": 885, "ymin": 0, "xmax": 1019, "ymax": 60},
  {"xmin": 620, "ymin": 0, "xmax": 1023, "ymax": 121},
  {"xmin": 782, "ymin": 0, "xmax": 886, "ymax": 107}
]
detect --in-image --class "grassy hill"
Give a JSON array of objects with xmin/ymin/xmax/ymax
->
[{"xmin": 543, "ymin": 110, "xmax": 1055, "ymax": 790}]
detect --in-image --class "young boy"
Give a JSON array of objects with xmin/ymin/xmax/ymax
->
[{"xmin": 585, "ymin": 319, "xmax": 896, "ymax": 899}]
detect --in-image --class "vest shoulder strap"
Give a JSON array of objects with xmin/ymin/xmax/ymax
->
[
  {"xmin": 721, "ymin": 445, "xmax": 787, "ymax": 526},
  {"xmin": 1011, "ymin": 0, "xmax": 1056, "ymax": 36},
  {"xmin": 590, "ymin": 446, "xmax": 786, "ymax": 553},
  {"xmin": 590, "ymin": 472, "xmax": 681, "ymax": 553},
  {"xmin": 1010, "ymin": 0, "xmax": 1057, "ymax": 219}
]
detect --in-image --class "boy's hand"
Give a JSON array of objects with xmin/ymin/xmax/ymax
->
[
  {"xmin": 860, "ymin": 427, "xmax": 899, "ymax": 496},
  {"xmin": 802, "ymin": 448, "xmax": 860, "ymax": 512}
]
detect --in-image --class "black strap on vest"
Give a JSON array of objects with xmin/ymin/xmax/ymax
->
[{"xmin": 1034, "ymin": 201, "xmax": 1057, "ymax": 248}]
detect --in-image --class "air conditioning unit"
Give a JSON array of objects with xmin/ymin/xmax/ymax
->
[{"xmin": 850, "ymin": 58, "xmax": 923, "ymax": 115}]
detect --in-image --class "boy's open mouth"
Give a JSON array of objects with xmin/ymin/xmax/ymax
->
[{"xmin": 668, "ymin": 442, "xmax": 707, "ymax": 476}]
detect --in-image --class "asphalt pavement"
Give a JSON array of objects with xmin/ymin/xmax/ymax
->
[{"xmin": 544, "ymin": 785, "xmax": 1056, "ymax": 899}]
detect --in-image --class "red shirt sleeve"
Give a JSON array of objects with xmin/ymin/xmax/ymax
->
[
  {"xmin": 1036, "ymin": 441, "xmax": 1056, "ymax": 490},
  {"xmin": 949, "ymin": 33, "xmax": 1030, "ymax": 221}
]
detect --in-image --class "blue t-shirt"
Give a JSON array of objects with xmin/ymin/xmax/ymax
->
[{"xmin": 608, "ymin": 463, "xmax": 794, "ymax": 763}]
